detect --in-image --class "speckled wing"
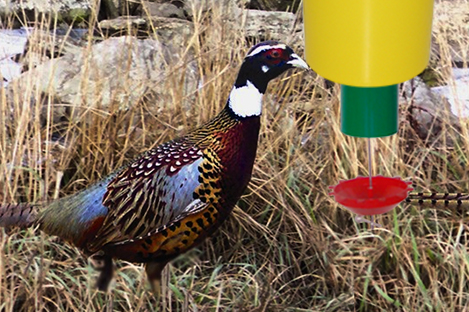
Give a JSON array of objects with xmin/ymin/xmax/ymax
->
[{"xmin": 88, "ymin": 139, "xmax": 206, "ymax": 251}]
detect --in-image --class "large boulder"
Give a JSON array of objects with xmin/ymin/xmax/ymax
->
[
  {"xmin": 0, "ymin": 29, "xmax": 29, "ymax": 86},
  {"xmin": 98, "ymin": 16, "xmax": 193, "ymax": 49},
  {"xmin": 99, "ymin": 2, "xmax": 301, "ymax": 45},
  {"xmin": 242, "ymin": 9, "xmax": 300, "ymax": 40},
  {"xmin": 432, "ymin": 68, "xmax": 469, "ymax": 118},
  {"xmin": 432, "ymin": 0, "xmax": 469, "ymax": 65},
  {"xmin": 0, "ymin": 0, "xmax": 91, "ymax": 23},
  {"xmin": 402, "ymin": 76, "xmax": 458, "ymax": 144},
  {"xmin": 141, "ymin": 1, "xmax": 185, "ymax": 19},
  {"xmin": 6, "ymin": 36, "xmax": 199, "ymax": 122},
  {"xmin": 183, "ymin": 0, "xmax": 247, "ymax": 17},
  {"xmin": 0, "ymin": 28, "xmax": 87, "ymax": 87}
]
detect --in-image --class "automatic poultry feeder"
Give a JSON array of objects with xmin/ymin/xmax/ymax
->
[{"xmin": 303, "ymin": 1, "xmax": 434, "ymax": 221}]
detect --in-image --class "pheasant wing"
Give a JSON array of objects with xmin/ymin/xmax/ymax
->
[{"xmin": 88, "ymin": 139, "xmax": 206, "ymax": 251}]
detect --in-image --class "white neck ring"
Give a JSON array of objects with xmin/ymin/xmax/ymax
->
[{"xmin": 228, "ymin": 80, "xmax": 263, "ymax": 118}]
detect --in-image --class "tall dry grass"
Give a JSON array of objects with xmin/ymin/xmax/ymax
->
[{"xmin": 1, "ymin": 0, "xmax": 469, "ymax": 311}]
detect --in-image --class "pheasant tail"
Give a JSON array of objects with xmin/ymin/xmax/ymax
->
[
  {"xmin": 406, "ymin": 192, "xmax": 469, "ymax": 209},
  {"xmin": 0, "ymin": 203, "xmax": 38, "ymax": 228}
]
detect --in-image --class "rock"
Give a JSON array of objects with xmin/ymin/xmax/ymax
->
[
  {"xmin": 141, "ymin": 1, "xmax": 185, "ymax": 19},
  {"xmin": 432, "ymin": 0, "xmax": 469, "ymax": 65},
  {"xmin": 241, "ymin": 9, "xmax": 301, "ymax": 41},
  {"xmin": 100, "ymin": 0, "xmax": 119, "ymax": 19},
  {"xmin": 109, "ymin": 0, "xmax": 141, "ymax": 16},
  {"xmin": 99, "ymin": 3, "xmax": 300, "ymax": 46},
  {"xmin": 402, "ymin": 76, "xmax": 458, "ymax": 143},
  {"xmin": 98, "ymin": 16, "xmax": 193, "ymax": 49},
  {"xmin": 248, "ymin": 0, "xmax": 299, "ymax": 12},
  {"xmin": 98, "ymin": 16, "xmax": 147, "ymax": 33},
  {"xmin": 0, "ymin": 28, "xmax": 29, "ymax": 86},
  {"xmin": 0, "ymin": 58, "xmax": 20, "ymax": 86},
  {"xmin": 0, "ymin": 28, "xmax": 87, "ymax": 87},
  {"xmin": 432, "ymin": 68, "xmax": 469, "ymax": 118},
  {"xmin": 7, "ymin": 36, "xmax": 199, "ymax": 122},
  {"xmin": 183, "ymin": 0, "xmax": 246, "ymax": 18},
  {"xmin": 0, "ymin": 0, "xmax": 91, "ymax": 23}
]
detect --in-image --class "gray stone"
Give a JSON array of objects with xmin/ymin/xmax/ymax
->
[
  {"xmin": 183, "ymin": 0, "xmax": 247, "ymax": 18},
  {"xmin": 432, "ymin": 68, "xmax": 469, "ymax": 118},
  {"xmin": 7, "ymin": 36, "xmax": 199, "ymax": 121},
  {"xmin": 432, "ymin": 37, "xmax": 469, "ymax": 66},
  {"xmin": 248, "ymin": 0, "xmax": 298, "ymax": 12},
  {"xmin": 0, "ymin": 28, "xmax": 29, "ymax": 86},
  {"xmin": 98, "ymin": 16, "xmax": 193, "ymax": 49},
  {"xmin": 0, "ymin": 0, "xmax": 91, "ymax": 22},
  {"xmin": 0, "ymin": 28, "xmax": 85, "ymax": 86},
  {"xmin": 402, "ymin": 76, "xmax": 458, "ymax": 143},
  {"xmin": 241, "ymin": 9, "xmax": 302, "ymax": 42},
  {"xmin": 141, "ymin": 2, "xmax": 185, "ymax": 19},
  {"xmin": 98, "ymin": 16, "xmax": 147, "ymax": 31},
  {"xmin": 432, "ymin": 0, "xmax": 469, "ymax": 65}
]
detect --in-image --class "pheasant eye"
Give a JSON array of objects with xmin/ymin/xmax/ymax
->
[{"xmin": 270, "ymin": 50, "xmax": 281, "ymax": 58}]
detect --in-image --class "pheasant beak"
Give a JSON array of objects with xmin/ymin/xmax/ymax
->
[{"xmin": 287, "ymin": 54, "xmax": 310, "ymax": 70}]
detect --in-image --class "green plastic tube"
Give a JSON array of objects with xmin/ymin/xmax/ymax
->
[{"xmin": 340, "ymin": 84, "xmax": 398, "ymax": 138}]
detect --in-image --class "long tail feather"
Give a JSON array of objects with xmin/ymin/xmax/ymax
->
[
  {"xmin": 406, "ymin": 192, "xmax": 469, "ymax": 209},
  {"xmin": 0, "ymin": 203, "xmax": 38, "ymax": 228}
]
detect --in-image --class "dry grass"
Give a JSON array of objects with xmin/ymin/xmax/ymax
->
[{"xmin": 1, "ymin": 1, "xmax": 469, "ymax": 311}]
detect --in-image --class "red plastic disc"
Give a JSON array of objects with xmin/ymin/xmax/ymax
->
[{"xmin": 329, "ymin": 176, "xmax": 413, "ymax": 216}]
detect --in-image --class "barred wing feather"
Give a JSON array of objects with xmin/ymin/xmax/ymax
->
[{"xmin": 88, "ymin": 141, "xmax": 205, "ymax": 251}]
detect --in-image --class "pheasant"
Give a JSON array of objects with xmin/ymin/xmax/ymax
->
[{"xmin": 0, "ymin": 41, "xmax": 310, "ymax": 293}]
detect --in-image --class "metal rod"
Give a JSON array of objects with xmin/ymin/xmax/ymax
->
[
  {"xmin": 367, "ymin": 138, "xmax": 373, "ymax": 189},
  {"xmin": 368, "ymin": 138, "xmax": 374, "ymax": 233}
]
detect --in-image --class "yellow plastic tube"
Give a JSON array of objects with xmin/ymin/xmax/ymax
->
[{"xmin": 304, "ymin": 0, "xmax": 434, "ymax": 87}]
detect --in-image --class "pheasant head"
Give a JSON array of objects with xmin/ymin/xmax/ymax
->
[{"xmin": 229, "ymin": 41, "xmax": 310, "ymax": 118}]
